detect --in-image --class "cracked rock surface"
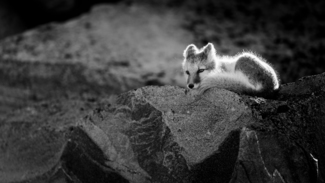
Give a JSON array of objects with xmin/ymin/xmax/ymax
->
[
  {"xmin": 1, "ymin": 83, "xmax": 325, "ymax": 182},
  {"xmin": 1, "ymin": 1, "xmax": 325, "ymax": 183}
]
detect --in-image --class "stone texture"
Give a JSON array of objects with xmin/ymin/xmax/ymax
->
[
  {"xmin": 0, "ymin": 85, "xmax": 254, "ymax": 183},
  {"xmin": 78, "ymin": 86, "xmax": 254, "ymax": 182},
  {"xmin": 0, "ymin": 121, "xmax": 64, "ymax": 182},
  {"xmin": 0, "ymin": 4, "xmax": 191, "ymax": 92},
  {"xmin": 1, "ymin": 1, "xmax": 325, "ymax": 183},
  {"xmin": 130, "ymin": 86, "xmax": 253, "ymax": 163},
  {"xmin": 230, "ymin": 128, "xmax": 318, "ymax": 183},
  {"xmin": 1, "ymin": 79, "xmax": 325, "ymax": 182},
  {"xmin": 0, "ymin": 4, "xmax": 193, "ymax": 118}
]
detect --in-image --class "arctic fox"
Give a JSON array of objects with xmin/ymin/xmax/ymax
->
[{"xmin": 182, "ymin": 43, "xmax": 280, "ymax": 97}]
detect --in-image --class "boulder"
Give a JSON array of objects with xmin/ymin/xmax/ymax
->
[
  {"xmin": 1, "ymin": 80, "xmax": 325, "ymax": 182},
  {"xmin": 1, "ymin": 2, "xmax": 325, "ymax": 183},
  {"xmin": 0, "ymin": 4, "xmax": 192, "ymax": 116}
]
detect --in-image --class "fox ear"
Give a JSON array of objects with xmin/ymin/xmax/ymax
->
[
  {"xmin": 203, "ymin": 43, "xmax": 216, "ymax": 61},
  {"xmin": 203, "ymin": 43, "xmax": 216, "ymax": 55},
  {"xmin": 183, "ymin": 44, "xmax": 198, "ymax": 59}
]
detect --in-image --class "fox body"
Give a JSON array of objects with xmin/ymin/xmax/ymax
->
[{"xmin": 182, "ymin": 43, "xmax": 279, "ymax": 97}]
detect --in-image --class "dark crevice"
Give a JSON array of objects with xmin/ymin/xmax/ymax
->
[
  {"xmin": 191, "ymin": 129, "xmax": 240, "ymax": 183},
  {"xmin": 239, "ymin": 161, "xmax": 254, "ymax": 183}
]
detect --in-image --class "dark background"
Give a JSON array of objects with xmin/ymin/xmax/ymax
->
[{"xmin": 1, "ymin": 0, "xmax": 325, "ymax": 83}]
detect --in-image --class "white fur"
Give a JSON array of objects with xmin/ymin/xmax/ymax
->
[
  {"xmin": 201, "ymin": 70, "xmax": 260, "ymax": 90},
  {"xmin": 234, "ymin": 52, "xmax": 279, "ymax": 89},
  {"xmin": 183, "ymin": 43, "xmax": 278, "ymax": 94}
]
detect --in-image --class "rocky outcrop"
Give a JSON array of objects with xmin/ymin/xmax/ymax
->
[
  {"xmin": 0, "ymin": 4, "xmax": 191, "ymax": 92},
  {"xmin": 0, "ymin": 4, "xmax": 192, "ymax": 116},
  {"xmin": 1, "ymin": 79, "xmax": 325, "ymax": 182},
  {"xmin": 1, "ymin": 2, "xmax": 325, "ymax": 183}
]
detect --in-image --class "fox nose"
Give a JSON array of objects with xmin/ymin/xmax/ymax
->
[{"xmin": 188, "ymin": 84, "xmax": 194, "ymax": 89}]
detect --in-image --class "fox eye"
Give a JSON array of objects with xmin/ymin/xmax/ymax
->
[
  {"xmin": 198, "ymin": 69, "xmax": 205, "ymax": 73},
  {"xmin": 185, "ymin": 71, "xmax": 190, "ymax": 75}
]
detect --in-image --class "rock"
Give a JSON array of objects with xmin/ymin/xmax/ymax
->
[
  {"xmin": 278, "ymin": 72, "xmax": 325, "ymax": 98},
  {"xmin": 0, "ymin": 4, "xmax": 191, "ymax": 92},
  {"xmin": 1, "ymin": 2, "xmax": 325, "ymax": 183},
  {"xmin": 77, "ymin": 86, "xmax": 253, "ymax": 182},
  {"xmin": 230, "ymin": 128, "xmax": 318, "ymax": 183},
  {"xmin": 0, "ymin": 4, "xmax": 193, "ymax": 116},
  {"xmin": 0, "ymin": 97, "xmax": 123, "ymax": 182},
  {"xmin": 2, "ymin": 77, "xmax": 325, "ymax": 182},
  {"xmin": 0, "ymin": 85, "xmax": 254, "ymax": 182}
]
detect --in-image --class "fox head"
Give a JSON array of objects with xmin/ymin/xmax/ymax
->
[{"xmin": 182, "ymin": 43, "xmax": 217, "ymax": 89}]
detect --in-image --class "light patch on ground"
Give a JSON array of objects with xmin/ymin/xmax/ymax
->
[{"xmin": 0, "ymin": 4, "xmax": 194, "ymax": 87}]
